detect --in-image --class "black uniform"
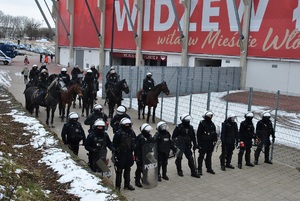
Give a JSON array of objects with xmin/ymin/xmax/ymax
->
[
  {"xmin": 219, "ymin": 118, "xmax": 238, "ymax": 170},
  {"xmin": 105, "ymin": 72, "xmax": 119, "ymax": 100},
  {"xmin": 254, "ymin": 117, "xmax": 275, "ymax": 164},
  {"xmin": 172, "ymin": 121, "xmax": 199, "ymax": 177},
  {"xmin": 197, "ymin": 117, "xmax": 218, "ymax": 175},
  {"xmin": 29, "ymin": 67, "xmax": 39, "ymax": 86},
  {"xmin": 91, "ymin": 67, "xmax": 100, "ymax": 97},
  {"xmin": 113, "ymin": 125, "xmax": 136, "ymax": 190},
  {"xmin": 238, "ymin": 117, "xmax": 255, "ymax": 168},
  {"xmin": 110, "ymin": 113, "xmax": 131, "ymax": 133},
  {"xmin": 134, "ymin": 131, "xmax": 154, "ymax": 187},
  {"xmin": 82, "ymin": 73, "xmax": 94, "ymax": 92},
  {"xmin": 71, "ymin": 67, "xmax": 82, "ymax": 83},
  {"xmin": 84, "ymin": 111, "xmax": 109, "ymax": 131},
  {"xmin": 36, "ymin": 71, "xmax": 49, "ymax": 105},
  {"xmin": 84, "ymin": 127, "xmax": 114, "ymax": 172},
  {"xmin": 142, "ymin": 76, "xmax": 155, "ymax": 104},
  {"xmin": 153, "ymin": 129, "xmax": 175, "ymax": 181},
  {"xmin": 61, "ymin": 120, "xmax": 86, "ymax": 155},
  {"xmin": 58, "ymin": 71, "xmax": 71, "ymax": 87}
]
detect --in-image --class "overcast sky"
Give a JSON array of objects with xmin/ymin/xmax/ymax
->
[{"xmin": 0, "ymin": 0, "xmax": 55, "ymax": 28}]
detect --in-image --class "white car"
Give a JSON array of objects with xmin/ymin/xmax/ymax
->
[{"xmin": 0, "ymin": 50, "xmax": 12, "ymax": 65}]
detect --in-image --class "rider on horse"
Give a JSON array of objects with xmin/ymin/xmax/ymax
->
[
  {"xmin": 71, "ymin": 64, "xmax": 83, "ymax": 84},
  {"xmin": 36, "ymin": 69, "xmax": 49, "ymax": 105},
  {"xmin": 91, "ymin": 65, "xmax": 100, "ymax": 100},
  {"xmin": 59, "ymin": 67, "xmax": 71, "ymax": 87},
  {"xmin": 142, "ymin": 72, "xmax": 155, "ymax": 106},
  {"xmin": 105, "ymin": 67, "xmax": 120, "ymax": 103},
  {"xmin": 29, "ymin": 64, "xmax": 39, "ymax": 86}
]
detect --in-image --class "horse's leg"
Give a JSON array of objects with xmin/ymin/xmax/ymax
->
[
  {"xmin": 66, "ymin": 104, "xmax": 71, "ymax": 121},
  {"xmin": 46, "ymin": 107, "xmax": 50, "ymax": 126},
  {"xmin": 152, "ymin": 106, "xmax": 156, "ymax": 123},
  {"xmin": 79, "ymin": 96, "xmax": 82, "ymax": 108},
  {"xmin": 58, "ymin": 102, "xmax": 62, "ymax": 117},
  {"xmin": 81, "ymin": 100, "xmax": 85, "ymax": 117},
  {"xmin": 35, "ymin": 105, "xmax": 39, "ymax": 118},
  {"xmin": 51, "ymin": 106, "xmax": 56, "ymax": 127},
  {"xmin": 146, "ymin": 106, "xmax": 152, "ymax": 123},
  {"xmin": 61, "ymin": 104, "xmax": 65, "ymax": 122},
  {"xmin": 73, "ymin": 94, "xmax": 76, "ymax": 108}
]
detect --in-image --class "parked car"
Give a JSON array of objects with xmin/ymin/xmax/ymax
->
[{"xmin": 0, "ymin": 50, "xmax": 12, "ymax": 65}]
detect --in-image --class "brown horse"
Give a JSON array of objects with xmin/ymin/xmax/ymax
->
[
  {"xmin": 59, "ymin": 83, "xmax": 83, "ymax": 122},
  {"xmin": 137, "ymin": 81, "xmax": 170, "ymax": 123}
]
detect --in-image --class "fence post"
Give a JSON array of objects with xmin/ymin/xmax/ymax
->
[
  {"xmin": 189, "ymin": 67, "xmax": 195, "ymax": 115},
  {"xmin": 271, "ymin": 90, "xmax": 280, "ymax": 161},
  {"xmin": 207, "ymin": 82, "xmax": 211, "ymax": 111},
  {"xmin": 174, "ymin": 67, "xmax": 182, "ymax": 125},
  {"xmin": 129, "ymin": 67, "xmax": 133, "ymax": 109},
  {"xmin": 160, "ymin": 67, "xmax": 165, "ymax": 120},
  {"xmin": 248, "ymin": 87, "xmax": 253, "ymax": 111},
  {"xmin": 225, "ymin": 85, "xmax": 230, "ymax": 119}
]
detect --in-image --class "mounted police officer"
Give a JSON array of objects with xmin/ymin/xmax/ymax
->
[
  {"xmin": 172, "ymin": 114, "xmax": 200, "ymax": 178},
  {"xmin": 254, "ymin": 111, "xmax": 275, "ymax": 165},
  {"xmin": 134, "ymin": 123, "xmax": 154, "ymax": 188},
  {"xmin": 36, "ymin": 68, "xmax": 49, "ymax": 105},
  {"xmin": 219, "ymin": 113, "xmax": 238, "ymax": 171},
  {"xmin": 61, "ymin": 112, "xmax": 86, "ymax": 156},
  {"xmin": 142, "ymin": 72, "xmax": 155, "ymax": 106},
  {"xmin": 154, "ymin": 121, "xmax": 175, "ymax": 182},
  {"xmin": 90, "ymin": 65, "xmax": 100, "ymax": 100},
  {"xmin": 29, "ymin": 64, "xmax": 39, "ymax": 86},
  {"xmin": 197, "ymin": 111, "xmax": 218, "ymax": 175},
  {"xmin": 84, "ymin": 119, "xmax": 115, "ymax": 172},
  {"xmin": 105, "ymin": 67, "xmax": 119, "ymax": 103},
  {"xmin": 112, "ymin": 118, "xmax": 136, "ymax": 191},
  {"xmin": 238, "ymin": 112, "xmax": 255, "ymax": 169},
  {"xmin": 110, "ymin": 105, "xmax": 131, "ymax": 133},
  {"xmin": 71, "ymin": 64, "xmax": 82, "ymax": 84},
  {"xmin": 58, "ymin": 67, "xmax": 71, "ymax": 87},
  {"xmin": 84, "ymin": 104, "xmax": 109, "ymax": 132}
]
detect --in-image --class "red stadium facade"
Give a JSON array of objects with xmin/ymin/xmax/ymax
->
[{"xmin": 55, "ymin": 0, "xmax": 300, "ymax": 94}]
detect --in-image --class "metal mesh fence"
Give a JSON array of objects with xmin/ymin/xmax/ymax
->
[{"xmin": 103, "ymin": 66, "xmax": 300, "ymax": 150}]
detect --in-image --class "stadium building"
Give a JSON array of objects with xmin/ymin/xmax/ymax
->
[{"xmin": 50, "ymin": 0, "xmax": 300, "ymax": 94}]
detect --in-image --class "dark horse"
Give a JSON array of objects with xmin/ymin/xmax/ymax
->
[
  {"xmin": 137, "ymin": 81, "xmax": 170, "ymax": 123},
  {"xmin": 81, "ymin": 82, "xmax": 95, "ymax": 117},
  {"xmin": 59, "ymin": 82, "xmax": 83, "ymax": 122},
  {"xmin": 107, "ymin": 79, "xmax": 130, "ymax": 118},
  {"xmin": 24, "ymin": 78, "xmax": 67, "ymax": 127}
]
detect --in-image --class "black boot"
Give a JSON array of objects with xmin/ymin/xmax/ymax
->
[{"xmin": 175, "ymin": 157, "xmax": 183, "ymax": 176}]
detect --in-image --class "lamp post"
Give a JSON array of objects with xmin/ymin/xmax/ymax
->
[{"xmin": 109, "ymin": 0, "xmax": 116, "ymax": 67}]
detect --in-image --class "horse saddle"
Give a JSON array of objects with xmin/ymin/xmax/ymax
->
[{"xmin": 33, "ymin": 89, "xmax": 48, "ymax": 105}]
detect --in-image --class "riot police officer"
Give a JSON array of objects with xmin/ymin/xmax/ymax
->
[
  {"xmin": 71, "ymin": 64, "xmax": 82, "ymax": 83},
  {"xmin": 59, "ymin": 67, "xmax": 71, "ymax": 87},
  {"xmin": 61, "ymin": 112, "xmax": 86, "ymax": 155},
  {"xmin": 110, "ymin": 105, "xmax": 131, "ymax": 133},
  {"xmin": 112, "ymin": 118, "xmax": 136, "ymax": 191},
  {"xmin": 84, "ymin": 119, "xmax": 114, "ymax": 172},
  {"xmin": 254, "ymin": 111, "xmax": 275, "ymax": 165},
  {"xmin": 197, "ymin": 111, "xmax": 218, "ymax": 175},
  {"xmin": 90, "ymin": 65, "xmax": 100, "ymax": 100},
  {"xmin": 219, "ymin": 113, "xmax": 238, "ymax": 171},
  {"xmin": 238, "ymin": 112, "xmax": 255, "ymax": 169},
  {"xmin": 134, "ymin": 123, "xmax": 154, "ymax": 188},
  {"xmin": 105, "ymin": 68, "xmax": 120, "ymax": 102},
  {"xmin": 36, "ymin": 69, "xmax": 49, "ymax": 105},
  {"xmin": 141, "ymin": 72, "xmax": 155, "ymax": 106},
  {"xmin": 172, "ymin": 114, "xmax": 199, "ymax": 178},
  {"xmin": 29, "ymin": 64, "xmax": 39, "ymax": 86},
  {"xmin": 154, "ymin": 121, "xmax": 175, "ymax": 181},
  {"xmin": 84, "ymin": 104, "xmax": 108, "ymax": 132}
]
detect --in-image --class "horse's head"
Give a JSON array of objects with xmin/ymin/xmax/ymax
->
[
  {"xmin": 120, "ymin": 79, "xmax": 130, "ymax": 94},
  {"xmin": 161, "ymin": 81, "xmax": 170, "ymax": 96},
  {"xmin": 48, "ymin": 78, "xmax": 67, "ymax": 92}
]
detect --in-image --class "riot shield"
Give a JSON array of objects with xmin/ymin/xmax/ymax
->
[
  {"xmin": 142, "ymin": 142, "xmax": 158, "ymax": 189},
  {"xmin": 173, "ymin": 136, "xmax": 185, "ymax": 158}
]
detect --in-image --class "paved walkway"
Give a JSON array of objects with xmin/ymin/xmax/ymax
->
[{"xmin": 3, "ymin": 54, "xmax": 300, "ymax": 201}]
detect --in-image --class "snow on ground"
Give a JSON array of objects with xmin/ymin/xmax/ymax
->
[{"xmin": 0, "ymin": 69, "xmax": 299, "ymax": 199}]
